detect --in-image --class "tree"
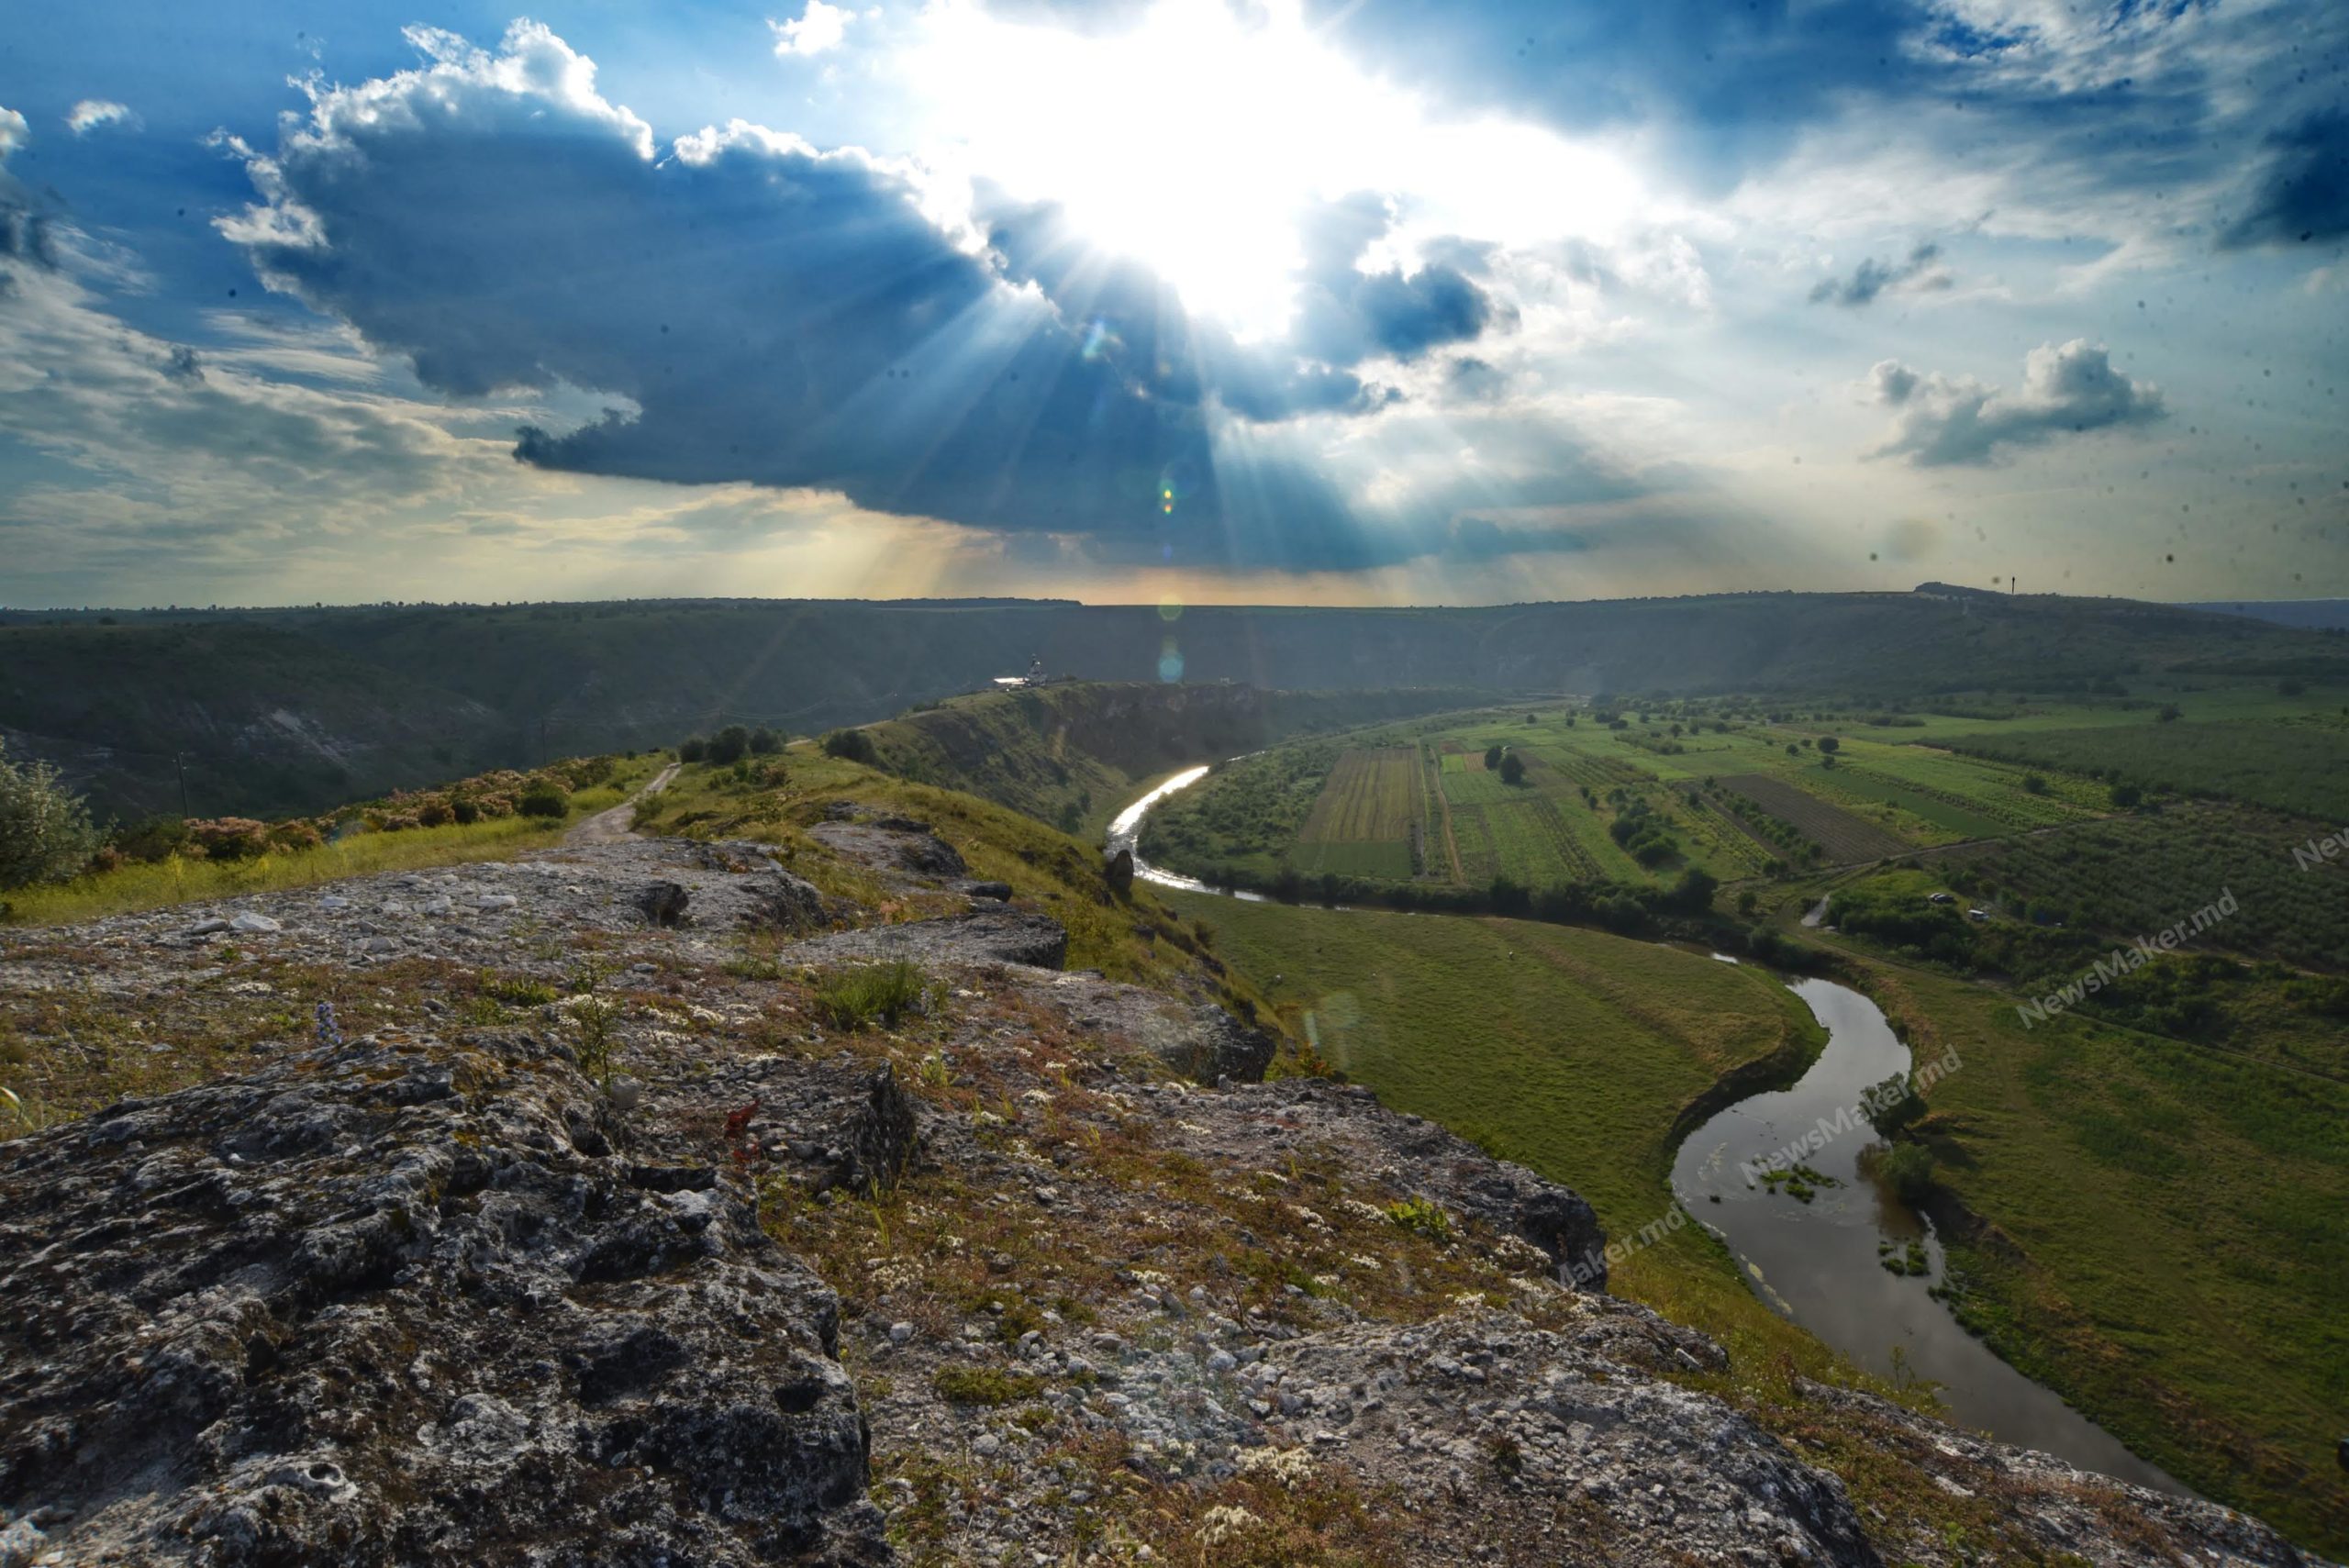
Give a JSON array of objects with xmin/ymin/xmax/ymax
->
[
  {"xmin": 1483, "ymin": 744, "xmax": 1505, "ymax": 771},
  {"xmin": 1817, "ymin": 736, "xmax": 1840, "ymax": 755},
  {"xmin": 708, "ymin": 724, "xmax": 752, "ymax": 764},
  {"xmin": 1498, "ymin": 751, "xmax": 1527, "ymax": 786},
  {"xmin": 2021, "ymin": 773, "xmax": 2047, "ymax": 795},
  {"xmin": 748, "ymin": 726, "xmax": 784, "ymax": 754},
  {"xmin": 1670, "ymin": 867, "xmax": 1719, "ymax": 913},
  {"xmin": 0, "ymin": 741, "xmax": 101, "ymax": 889},
  {"xmin": 2111, "ymin": 782, "xmax": 2143, "ymax": 808},
  {"xmin": 677, "ymin": 735, "xmax": 709, "ymax": 762}
]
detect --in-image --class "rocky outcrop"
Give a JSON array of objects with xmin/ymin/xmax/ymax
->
[
  {"xmin": 0, "ymin": 1030, "xmax": 884, "ymax": 1566},
  {"xmin": 796, "ymin": 908, "xmax": 1069, "ymax": 971},
  {"xmin": 0, "ymin": 814, "xmax": 2332, "ymax": 1568}
]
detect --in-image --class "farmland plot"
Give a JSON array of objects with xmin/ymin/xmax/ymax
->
[
  {"xmin": 1719, "ymin": 773, "xmax": 1910, "ymax": 862},
  {"xmin": 1299, "ymin": 748, "xmax": 1421, "ymax": 842}
]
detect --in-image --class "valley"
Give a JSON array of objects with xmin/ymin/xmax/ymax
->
[{"xmin": 5, "ymin": 591, "xmax": 2346, "ymax": 1561}]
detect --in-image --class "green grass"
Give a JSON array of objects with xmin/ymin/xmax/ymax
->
[
  {"xmin": 1854, "ymin": 960, "xmax": 2349, "ymax": 1552},
  {"xmin": 1170, "ymin": 892, "xmax": 1822, "ymax": 1282},
  {"xmin": 814, "ymin": 961, "xmax": 934, "ymax": 1031},
  {"xmin": 1295, "ymin": 840, "xmax": 1414, "ymax": 879},
  {"xmin": 1940, "ymin": 716, "xmax": 2349, "ymax": 821},
  {"xmin": 1, "ymin": 775, "xmax": 646, "ymax": 926}
]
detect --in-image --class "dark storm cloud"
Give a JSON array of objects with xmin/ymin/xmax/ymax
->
[
  {"xmin": 1442, "ymin": 515, "xmax": 1593, "ymax": 562},
  {"xmin": 1809, "ymin": 242, "xmax": 1948, "ymax": 306},
  {"xmin": 2221, "ymin": 113, "xmax": 2349, "ymax": 249},
  {"xmin": 1299, "ymin": 0, "xmax": 1932, "ymax": 189},
  {"xmin": 1867, "ymin": 339, "xmax": 2166, "ymax": 467},
  {"xmin": 1293, "ymin": 0, "xmax": 2348, "ymax": 253},
  {"xmin": 0, "ymin": 117, "xmax": 60, "ymax": 271},
  {"xmin": 218, "ymin": 24, "xmax": 1407, "ymax": 569},
  {"xmin": 1289, "ymin": 194, "xmax": 1514, "ymax": 366}
]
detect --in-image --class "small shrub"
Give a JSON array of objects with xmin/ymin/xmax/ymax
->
[
  {"xmin": 517, "ymin": 780, "xmax": 570, "ymax": 818},
  {"xmin": 568, "ymin": 995, "xmax": 624, "ymax": 1087},
  {"xmin": 932, "ymin": 1367, "xmax": 1042, "ymax": 1406},
  {"xmin": 186, "ymin": 817, "xmax": 271, "ymax": 862},
  {"xmin": 266, "ymin": 819, "xmax": 326, "ymax": 852},
  {"xmin": 814, "ymin": 962, "xmax": 930, "ymax": 1031},
  {"xmin": 480, "ymin": 971, "xmax": 559, "ymax": 1007},
  {"xmin": 0, "ymin": 741, "xmax": 102, "ymax": 890},
  {"xmin": 1384, "ymin": 1195, "xmax": 1453, "ymax": 1242},
  {"xmin": 678, "ymin": 735, "xmax": 709, "ymax": 763},
  {"xmin": 749, "ymin": 726, "xmax": 784, "ymax": 755}
]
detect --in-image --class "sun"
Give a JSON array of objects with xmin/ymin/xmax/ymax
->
[{"xmin": 899, "ymin": 0, "xmax": 1644, "ymax": 343}]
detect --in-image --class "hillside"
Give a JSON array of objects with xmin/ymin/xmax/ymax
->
[
  {"xmin": 862, "ymin": 682, "xmax": 1495, "ymax": 834},
  {"xmin": 0, "ymin": 754, "xmax": 2326, "ymax": 1566},
  {"xmin": 3, "ymin": 590, "xmax": 2331, "ymax": 821}
]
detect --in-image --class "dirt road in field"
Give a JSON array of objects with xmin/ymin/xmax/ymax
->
[{"xmin": 565, "ymin": 762, "xmax": 679, "ymax": 846}]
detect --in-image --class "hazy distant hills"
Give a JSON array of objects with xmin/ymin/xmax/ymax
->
[
  {"xmin": 1, "ymin": 590, "xmax": 2332, "ymax": 820},
  {"xmin": 2181, "ymin": 599, "xmax": 2349, "ymax": 631}
]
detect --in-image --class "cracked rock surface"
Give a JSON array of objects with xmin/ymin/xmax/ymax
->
[{"xmin": 0, "ymin": 1028, "xmax": 884, "ymax": 1566}]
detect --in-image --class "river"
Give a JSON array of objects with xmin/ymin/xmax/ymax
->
[{"xmin": 1109, "ymin": 763, "xmax": 2188, "ymax": 1495}]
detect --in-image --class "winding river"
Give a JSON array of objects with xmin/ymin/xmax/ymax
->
[{"xmin": 1110, "ymin": 764, "xmax": 2188, "ymax": 1495}]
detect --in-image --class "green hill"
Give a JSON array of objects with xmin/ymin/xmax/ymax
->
[{"xmin": 3, "ymin": 590, "xmax": 2329, "ymax": 821}]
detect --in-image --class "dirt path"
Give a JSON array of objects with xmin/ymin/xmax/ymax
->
[{"xmin": 565, "ymin": 762, "xmax": 679, "ymax": 846}]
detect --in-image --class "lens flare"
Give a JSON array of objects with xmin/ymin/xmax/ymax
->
[
  {"xmin": 1158, "ymin": 594, "xmax": 1185, "ymax": 622},
  {"xmin": 1157, "ymin": 637, "xmax": 1184, "ymax": 683}
]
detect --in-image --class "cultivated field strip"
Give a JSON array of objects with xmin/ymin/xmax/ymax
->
[
  {"xmin": 1719, "ymin": 773, "xmax": 1910, "ymax": 862},
  {"xmin": 1297, "ymin": 748, "xmax": 1421, "ymax": 846}
]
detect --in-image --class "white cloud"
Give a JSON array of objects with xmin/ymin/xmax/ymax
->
[
  {"xmin": 65, "ymin": 100, "xmax": 136, "ymax": 136},
  {"xmin": 0, "ymin": 106, "xmax": 27, "ymax": 160},
  {"xmin": 1865, "ymin": 339, "xmax": 2165, "ymax": 467},
  {"xmin": 771, "ymin": 1, "xmax": 854, "ymax": 58}
]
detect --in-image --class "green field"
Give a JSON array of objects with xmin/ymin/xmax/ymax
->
[
  {"xmin": 1942, "ymin": 717, "xmax": 2349, "ymax": 823},
  {"xmin": 1169, "ymin": 891, "xmax": 1824, "ymax": 1296},
  {"xmin": 1853, "ymin": 960, "xmax": 2349, "ymax": 1551}
]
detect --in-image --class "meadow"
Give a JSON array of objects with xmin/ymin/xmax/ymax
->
[
  {"xmin": 1852, "ymin": 960, "xmax": 2349, "ymax": 1551},
  {"xmin": 1163, "ymin": 891, "xmax": 1886, "ymax": 1379},
  {"xmin": 0, "ymin": 759, "xmax": 659, "ymax": 926}
]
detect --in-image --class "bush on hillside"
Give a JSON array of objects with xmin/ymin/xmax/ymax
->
[
  {"xmin": 517, "ymin": 780, "xmax": 570, "ymax": 818},
  {"xmin": 0, "ymin": 741, "xmax": 102, "ymax": 889},
  {"xmin": 708, "ymin": 725, "xmax": 752, "ymax": 764},
  {"xmin": 187, "ymin": 817, "xmax": 272, "ymax": 862},
  {"xmin": 821, "ymin": 728, "xmax": 878, "ymax": 764},
  {"xmin": 678, "ymin": 736, "xmax": 709, "ymax": 762},
  {"xmin": 749, "ymin": 726, "xmax": 784, "ymax": 755}
]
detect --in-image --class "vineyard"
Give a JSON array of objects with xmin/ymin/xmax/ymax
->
[
  {"xmin": 1940, "ymin": 717, "xmax": 2349, "ymax": 823},
  {"xmin": 1941, "ymin": 804, "xmax": 2349, "ymax": 973}
]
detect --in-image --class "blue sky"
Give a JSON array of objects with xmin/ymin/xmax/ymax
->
[{"xmin": 1, "ymin": 0, "xmax": 2343, "ymax": 607}]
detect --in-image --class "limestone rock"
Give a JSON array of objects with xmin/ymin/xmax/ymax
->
[{"xmin": 0, "ymin": 1030, "xmax": 885, "ymax": 1566}]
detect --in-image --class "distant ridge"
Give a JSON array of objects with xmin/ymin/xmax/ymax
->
[{"xmin": 2182, "ymin": 599, "xmax": 2349, "ymax": 631}]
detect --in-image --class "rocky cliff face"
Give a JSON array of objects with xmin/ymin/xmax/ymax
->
[{"xmin": 0, "ymin": 808, "xmax": 2329, "ymax": 1566}]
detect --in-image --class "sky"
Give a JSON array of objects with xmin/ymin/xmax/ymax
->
[{"xmin": 1, "ymin": 0, "xmax": 2344, "ymax": 609}]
